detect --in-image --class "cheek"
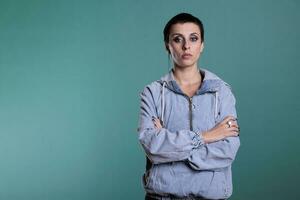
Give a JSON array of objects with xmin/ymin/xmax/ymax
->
[
  {"xmin": 169, "ymin": 45, "xmax": 182, "ymax": 57},
  {"xmin": 193, "ymin": 44, "xmax": 202, "ymax": 56},
  {"xmin": 194, "ymin": 43, "xmax": 202, "ymax": 52}
]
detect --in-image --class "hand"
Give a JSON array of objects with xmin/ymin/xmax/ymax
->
[
  {"xmin": 152, "ymin": 117, "xmax": 163, "ymax": 129},
  {"xmin": 202, "ymin": 116, "xmax": 239, "ymax": 144}
]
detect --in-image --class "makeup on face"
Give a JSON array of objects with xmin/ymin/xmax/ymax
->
[
  {"xmin": 170, "ymin": 32, "xmax": 201, "ymax": 45},
  {"xmin": 167, "ymin": 23, "xmax": 203, "ymax": 67}
]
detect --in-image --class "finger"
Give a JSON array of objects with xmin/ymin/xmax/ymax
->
[
  {"xmin": 222, "ymin": 122, "xmax": 237, "ymax": 129},
  {"xmin": 154, "ymin": 118, "xmax": 162, "ymax": 125},
  {"xmin": 232, "ymin": 131, "xmax": 239, "ymax": 136},
  {"xmin": 230, "ymin": 120, "xmax": 238, "ymax": 127},
  {"xmin": 229, "ymin": 123, "xmax": 239, "ymax": 129},
  {"xmin": 152, "ymin": 118, "xmax": 160, "ymax": 123},
  {"xmin": 222, "ymin": 123, "xmax": 230, "ymax": 129},
  {"xmin": 228, "ymin": 126, "xmax": 239, "ymax": 132},
  {"xmin": 230, "ymin": 124, "xmax": 239, "ymax": 129},
  {"xmin": 153, "ymin": 120, "xmax": 157, "ymax": 125},
  {"xmin": 221, "ymin": 116, "xmax": 236, "ymax": 124},
  {"xmin": 154, "ymin": 122, "xmax": 161, "ymax": 129},
  {"xmin": 152, "ymin": 118, "xmax": 159, "ymax": 125},
  {"xmin": 223, "ymin": 119, "xmax": 238, "ymax": 129},
  {"xmin": 153, "ymin": 120, "xmax": 160, "ymax": 126},
  {"xmin": 225, "ymin": 131, "xmax": 239, "ymax": 137},
  {"xmin": 154, "ymin": 118, "xmax": 162, "ymax": 128},
  {"xmin": 229, "ymin": 121, "xmax": 240, "ymax": 131},
  {"xmin": 223, "ymin": 123, "xmax": 234, "ymax": 129}
]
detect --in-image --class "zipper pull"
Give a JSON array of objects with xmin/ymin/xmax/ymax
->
[{"xmin": 189, "ymin": 97, "xmax": 195, "ymax": 109}]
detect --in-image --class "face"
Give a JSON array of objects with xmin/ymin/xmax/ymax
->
[{"xmin": 166, "ymin": 22, "xmax": 204, "ymax": 68}]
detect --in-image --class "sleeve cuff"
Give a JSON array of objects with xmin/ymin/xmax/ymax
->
[{"xmin": 191, "ymin": 131, "xmax": 205, "ymax": 148}]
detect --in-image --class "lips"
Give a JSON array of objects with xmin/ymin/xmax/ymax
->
[{"xmin": 181, "ymin": 53, "xmax": 192, "ymax": 59}]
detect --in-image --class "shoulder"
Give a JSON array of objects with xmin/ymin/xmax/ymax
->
[
  {"xmin": 138, "ymin": 79, "xmax": 163, "ymax": 102},
  {"xmin": 203, "ymin": 68, "xmax": 235, "ymax": 96},
  {"xmin": 139, "ymin": 80, "xmax": 161, "ymax": 94}
]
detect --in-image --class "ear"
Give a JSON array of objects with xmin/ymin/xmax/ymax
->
[
  {"xmin": 200, "ymin": 42, "xmax": 204, "ymax": 53},
  {"xmin": 165, "ymin": 43, "xmax": 170, "ymax": 54}
]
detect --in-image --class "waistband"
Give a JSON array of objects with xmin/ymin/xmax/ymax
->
[{"xmin": 145, "ymin": 193, "xmax": 226, "ymax": 200}]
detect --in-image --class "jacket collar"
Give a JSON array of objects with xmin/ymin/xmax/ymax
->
[{"xmin": 158, "ymin": 68, "xmax": 223, "ymax": 95}]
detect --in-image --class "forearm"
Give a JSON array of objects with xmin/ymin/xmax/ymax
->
[
  {"xmin": 187, "ymin": 134, "xmax": 240, "ymax": 171},
  {"xmin": 138, "ymin": 127, "xmax": 204, "ymax": 164}
]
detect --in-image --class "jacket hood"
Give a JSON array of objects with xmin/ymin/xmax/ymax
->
[{"xmin": 157, "ymin": 68, "xmax": 224, "ymax": 95}]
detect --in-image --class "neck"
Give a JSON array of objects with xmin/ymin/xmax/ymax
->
[{"xmin": 172, "ymin": 65, "xmax": 202, "ymax": 86}]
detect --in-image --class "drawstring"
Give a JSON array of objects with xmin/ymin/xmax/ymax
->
[
  {"xmin": 161, "ymin": 81, "xmax": 219, "ymax": 125},
  {"xmin": 161, "ymin": 81, "xmax": 167, "ymax": 127},
  {"xmin": 214, "ymin": 91, "xmax": 218, "ymax": 121}
]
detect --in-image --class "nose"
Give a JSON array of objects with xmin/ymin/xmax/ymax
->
[{"xmin": 182, "ymin": 40, "xmax": 190, "ymax": 50}]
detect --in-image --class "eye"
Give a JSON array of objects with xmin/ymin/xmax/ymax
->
[
  {"xmin": 190, "ymin": 36, "xmax": 198, "ymax": 42},
  {"xmin": 173, "ymin": 37, "xmax": 183, "ymax": 43}
]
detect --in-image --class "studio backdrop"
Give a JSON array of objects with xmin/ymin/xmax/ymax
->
[{"xmin": 0, "ymin": 0, "xmax": 299, "ymax": 199}]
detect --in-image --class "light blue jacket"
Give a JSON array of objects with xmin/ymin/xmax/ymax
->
[{"xmin": 137, "ymin": 68, "xmax": 240, "ymax": 199}]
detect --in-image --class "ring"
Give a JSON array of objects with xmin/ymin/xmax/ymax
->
[{"xmin": 227, "ymin": 120, "xmax": 232, "ymax": 128}]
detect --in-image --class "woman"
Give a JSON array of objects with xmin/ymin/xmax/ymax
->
[{"xmin": 137, "ymin": 13, "xmax": 240, "ymax": 200}]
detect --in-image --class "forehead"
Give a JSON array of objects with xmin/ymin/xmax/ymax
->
[{"xmin": 169, "ymin": 22, "xmax": 201, "ymax": 35}]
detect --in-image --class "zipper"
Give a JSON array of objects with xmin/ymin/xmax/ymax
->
[
  {"xmin": 187, "ymin": 96, "xmax": 193, "ymax": 131},
  {"xmin": 186, "ymin": 92, "xmax": 217, "ymax": 132}
]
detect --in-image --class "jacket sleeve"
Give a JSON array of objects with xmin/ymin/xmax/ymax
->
[
  {"xmin": 187, "ymin": 84, "xmax": 241, "ymax": 171},
  {"xmin": 137, "ymin": 86, "xmax": 204, "ymax": 164}
]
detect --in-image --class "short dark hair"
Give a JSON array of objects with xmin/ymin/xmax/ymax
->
[{"xmin": 163, "ymin": 13, "xmax": 204, "ymax": 44}]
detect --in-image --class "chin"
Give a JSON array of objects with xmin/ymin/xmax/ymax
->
[{"xmin": 177, "ymin": 60, "xmax": 196, "ymax": 68}]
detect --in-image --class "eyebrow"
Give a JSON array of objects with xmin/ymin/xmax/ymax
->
[{"xmin": 170, "ymin": 32, "xmax": 200, "ymax": 37}]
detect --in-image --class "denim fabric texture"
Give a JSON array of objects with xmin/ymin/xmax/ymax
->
[{"xmin": 137, "ymin": 68, "xmax": 240, "ymax": 199}]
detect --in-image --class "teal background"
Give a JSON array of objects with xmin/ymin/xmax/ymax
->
[{"xmin": 0, "ymin": 0, "xmax": 299, "ymax": 199}]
